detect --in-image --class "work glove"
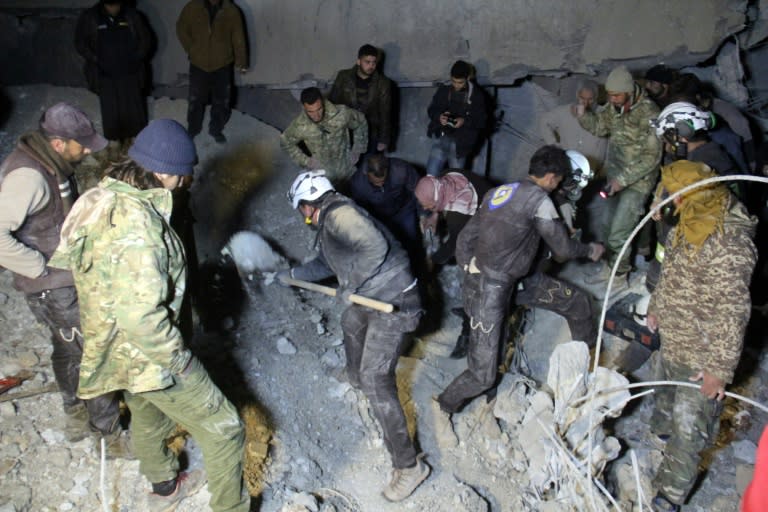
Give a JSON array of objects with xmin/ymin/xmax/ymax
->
[{"xmin": 275, "ymin": 269, "xmax": 293, "ymax": 287}]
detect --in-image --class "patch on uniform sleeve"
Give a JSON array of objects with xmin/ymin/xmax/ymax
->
[{"xmin": 488, "ymin": 183, "xmax": 520, "ymax": 210}]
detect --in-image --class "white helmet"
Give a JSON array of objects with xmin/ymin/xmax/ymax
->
[
  {"xmin": 287, "ymin": 170, "xmax": 335, "ymax": 209},
  {"xmin": 563, "ymin": 150, "xmax": 593, "ymax": 201},
  {"xmin": 652, "ymin": 101, "xmax": 715, "ymax": 139}
]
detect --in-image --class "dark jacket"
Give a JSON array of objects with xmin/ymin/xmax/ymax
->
[
  {"xmin": 75, "ymin": 3, "xmax": 151, "ymax": 94},
  {"xmin": 688, "ymin": 141, "xmax": 738, "ymax": 176},
  {"xmin": 0, "ymin": 136, "xmax": 77, "ymax": 293},
  {"xmin": 349, "ymin": 157, "xmax": 419, "ymax": 225},
  {"xmin": 427, "ymin": 81, "xmax": 487, "ymax": 158},
  {"xmin": 176, "ymin": 0, "xmax": 247, "ymax": 72},
  {"xmin": 291, "ymin": 193, "xmax": 414, "ymax": 303},
  {"xmin": 329, "ymin": 66, "xmax": 393, "ymax": 147},
  {"xmin": 456, "ymin": 179, "xmax": 590, "ymax": 283}
]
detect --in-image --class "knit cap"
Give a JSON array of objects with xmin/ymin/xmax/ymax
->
[
  {"xmin": 128, "ymin": 119, "xmax": 197, "ymax": 176},
  {"xmin": 605, "ymin": 66, "xmax": 634, "ymax": 93}
]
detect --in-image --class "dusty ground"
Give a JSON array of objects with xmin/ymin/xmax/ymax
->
[{"xmin": 0, "ymin": 85, "xmax": 766, "ymax": 512}]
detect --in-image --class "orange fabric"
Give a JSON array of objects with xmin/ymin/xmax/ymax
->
[{"xmin": 742, "ymin": 426, "xmax": 768, "ymax": 511}]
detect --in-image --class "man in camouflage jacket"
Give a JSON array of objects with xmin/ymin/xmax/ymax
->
[
  {"xmin": 576, "ymin": 66, "xmax": 662, "ymax": 282},
  {"xmin": 645, "ymin": 160, "xmax": 757, "ymax": 511},
  {"xmin": 280, "ymin": 87, "xmax": 368, "ymax": 187}
]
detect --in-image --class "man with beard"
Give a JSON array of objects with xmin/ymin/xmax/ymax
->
[
  {"xmin": 281, "ymin": 87, "xmax": 368, "ymax": 189},
  {"xmin": 330, "ymin": 44, "xmax": 393, "ymax": 154},
  {"xmin": 575, "ymin": 66, "xmax": 662, "ymax": 296},
  {"xmin": 0, "ymin": 103, "xmax": 122, "ymax": 446},
  {"xmin": 644, "ymin": 65, "xmax": 676, "ymax": 108}
]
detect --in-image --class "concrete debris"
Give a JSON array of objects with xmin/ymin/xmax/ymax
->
[
  {"xmin": 281, "ymin": 490, "xmax": 319, "ymax": 512},
  {"xmin": 432, "ymin": 398, "xmax": 458, "ymax": 450},
  {"xmin": 276, "ymin": 336, "xmax": 297, "ymax": 355},
  {"xmin": 452, "ymin": 480, "xmax": 490, "ymax": 512},
  {"xmin": 733, "ymin": 439, "xmax": 758, "ymax": 464}
]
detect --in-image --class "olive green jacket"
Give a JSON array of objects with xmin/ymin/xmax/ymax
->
[
  {"xmin": 578, "ymin": 84, "xmax": 662, "ymax": 195},
  {"xmin": 329, "ymin": 66, "xmax": 392, "ymax": 147},
  {"xmin": 176, "ymin": 0, "xmax": 247, "ymax": 72},
  {"xmin": 49, "ymin": 177, "xmax": 190, "ymax": 399}
]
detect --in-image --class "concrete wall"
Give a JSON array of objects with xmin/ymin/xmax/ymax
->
[{"xmin": 0, "ymin": 0, "xmax": 748, "ymax": 87}]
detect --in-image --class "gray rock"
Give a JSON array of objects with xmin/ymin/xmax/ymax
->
[
  {"xmin": 733, "ymin": 439, "xmax": 758, "ymax": 464},
  {"xmin": 276, "ymin": 336, "xmax": 297, "ymax": 355}
]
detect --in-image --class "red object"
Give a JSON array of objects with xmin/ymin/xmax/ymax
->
[
  {"xmin": 0, "ymin": 377, "xmax": 22, "ymax": 395},
  {"xmin": 742, "ymin": 426, "xmax": 768, "ymax": 511}
]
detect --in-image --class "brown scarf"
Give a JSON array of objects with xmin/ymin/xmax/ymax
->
[
  {"xmin": 17, "ymin": 131, "xmax": 77, "ymax": 215},
  {"xmin": 661, "ymin": 160, "xmax": 729, "ymax": 254}
]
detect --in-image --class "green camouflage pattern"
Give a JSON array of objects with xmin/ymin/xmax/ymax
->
[
  {"xmin": 280, "ymin": 99, "xmax": 368, "ymax": 183},
  {"xmin": 648, "ymin": 199, "xmax": 757, "ymax": 384},
  {"xmin": 49, "ymin": 177, "xmax": 190, "ymax": 399},
  {"xmin": 578, "ymin": 85, "xmax": 662, "ymax": 195},
  {"xmin": 651, "ymin": 359, "xmax": 723, "ymax": 506}
]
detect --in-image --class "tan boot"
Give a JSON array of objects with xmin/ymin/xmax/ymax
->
[
  {"xmin": 382, "ymin": 455, "xmax": 430, "ymax": 502},
  {"xmin": 148, "ymin": 469, "xmax": 207, "ymax": 512}
]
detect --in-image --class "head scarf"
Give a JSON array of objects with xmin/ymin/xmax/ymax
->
[
  {"xmin": 414, "ymin": 172, "xmax": 478, "ymax": 215},
  {"xmin": 661, "ymin": 160, "xmax": 729, "ymax": 253}
]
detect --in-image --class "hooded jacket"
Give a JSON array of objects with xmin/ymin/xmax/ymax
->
[
  {"xmin": 648, "ymin": 199, "xmax": 757, "ymax": 384},
  {"xmin": 578, "ymin": 84, "xmax": 662, "ymax": 195},
  {"xmin": 176, "ymin": 0, "xmax": 247, "ymax": 72},
  {"xmin": 49, "ymin": 177, "xmax": 190, "ymax": 399},
  {"xmin": 427, "ymin": 81, "xmax": 487, "ymax": 159}
]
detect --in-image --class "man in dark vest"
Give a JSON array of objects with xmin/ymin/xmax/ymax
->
[{"xmin": 0, "ymin": 103, "xmax": 122, "ymax": 445}]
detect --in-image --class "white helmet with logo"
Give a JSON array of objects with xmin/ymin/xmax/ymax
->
[
  {"xmin": 287, "ymin": 170, "xmax": 335, "ymax": 209},
  {"xmin": 563, "ymin": 150, "xmax": 593, "ymax": 201},
  {"xmin": 652, "ymin": 101, "xmax": 715, "ymax": 139}
]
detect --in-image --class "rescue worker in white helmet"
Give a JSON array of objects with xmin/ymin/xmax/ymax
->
[{"xmin": 277, "ymin": 170, "xmax": 430, "ymax": 502}]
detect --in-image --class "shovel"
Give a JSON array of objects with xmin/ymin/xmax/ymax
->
[{"xmin": 281, "ymin": 276, "xmax": 394, "ymax": 313}]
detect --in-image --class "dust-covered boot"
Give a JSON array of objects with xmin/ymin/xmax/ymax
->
[
  {"xmin": 63, "ymin": 402, "xmax": 90, "ymax": 442},
  {"xmin": 148, "ymin": 469, "xmax": 207, "ymax": 512},
  {"xmin": 431, "ymin": 397, "xmax": 458, "ymax": 449},
  {"xmin": 382, "ymin": 455, "xmax": 430, "ymax": 502}
]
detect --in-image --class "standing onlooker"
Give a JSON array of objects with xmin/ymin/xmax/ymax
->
[
  {"xmin": 0, "ymin": 103, "xmax": 121, "ymax": 443},
  {"xmin": 425, "ymin": 60, "xmax": 487, "ymax": 176},
  {"xmin": 75, "ymin": 0, "xmax": 152, "ymax": 156},
  {"xmin": 278, "ymin": 171, "xmax": 429, "ymax": 502},
  {"xmin": 176, "ymin": 0, "xmax": 247, "ymax": 143},
  {"xmin": 646, "ymin": 160, "xmax": 757, "ymax": 512},
  {"xmin": 329, "ymin": 44, "xmax": 393, "ymax": 154},
  {"xmin": 643, "ymin": 64, "xmax": 676, "ymax": 108},
  {"xmin": 280, "ymin": 87, "xmax": 368, "ymax": 188},
  {"xmin": 50, "ymin": 120, "xmax": 249, "ymax": 512},
  {"xmin": 539, "ymin": 79, "xmax": 607, "ymax": 174},
  {"xmin": 575, "ymin": 66, "xmax": 662, "ymax": 293}
]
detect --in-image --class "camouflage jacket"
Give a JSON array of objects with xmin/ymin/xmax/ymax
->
[
  {"xmin": 648, "ymin": 199, "xmax": 757, "ymax": 384},
  {"xmin": 280, "ymin": 100, "xmax": 368, "ymax": 183},
  {"xmin": 578, "ymin": 84, "xmax": 662, "ymax": 195},
  {"xmin": 49, "ymin": 177, "xmax": 190, "ymax": 399}
]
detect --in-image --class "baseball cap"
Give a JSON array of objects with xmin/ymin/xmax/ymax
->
[{"xmin": 39, "ymin": 102, "xmax": 107, "ymax": 152}]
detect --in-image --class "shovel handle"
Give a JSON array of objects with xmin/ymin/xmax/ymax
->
[{"xmin": 282, "ymin": 277, "xmax": 394, "ymax": 313}]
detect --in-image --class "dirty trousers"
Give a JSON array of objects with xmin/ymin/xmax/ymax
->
[
  {"xmin": 651, "ymin": 358, "xmax": 722, "ymax": 506},
  {"xmin": 438, "ymin": 273, "xmax": 515, "ymax": 413},
  {"xmin": 123, "ymin": 357, "xmax": 248, "ymax": 512},
  {"xmin": 341, "ymin": 289, "xmax": 422, "ymax": 469},
  {"xmin": 25, "ymin": 286, "xmax": 120, "ymax": 434}
]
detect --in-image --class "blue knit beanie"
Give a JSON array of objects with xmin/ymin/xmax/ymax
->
[{"xmin": 128, "ymin": 119, "xmax": 197, "ymax": 176}]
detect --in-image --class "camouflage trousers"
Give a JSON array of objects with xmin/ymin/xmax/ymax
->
[
  {"xmin": 604, "ymin": 187, "xmax": 649, "ymax": 275},
  {"xmin": 124, "ymin": 357, "xmax": 248, "ymax": 512},
  {"xmin": 651, "ymin": 357, "xmax": 723, "ymax": 506}
]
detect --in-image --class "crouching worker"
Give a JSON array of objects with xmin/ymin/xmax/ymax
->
[
  {"xmin": 278, "ymin": 170, "xmax": 430, "ymax": 502},
  {"xmin": 50, "ymin": 119, "xmax": 248, "ymax": 512}
]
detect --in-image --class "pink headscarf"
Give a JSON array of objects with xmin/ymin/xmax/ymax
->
[{"xmin": 414, "ymin": 172, "xmax": 478, "ymax": 215}]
